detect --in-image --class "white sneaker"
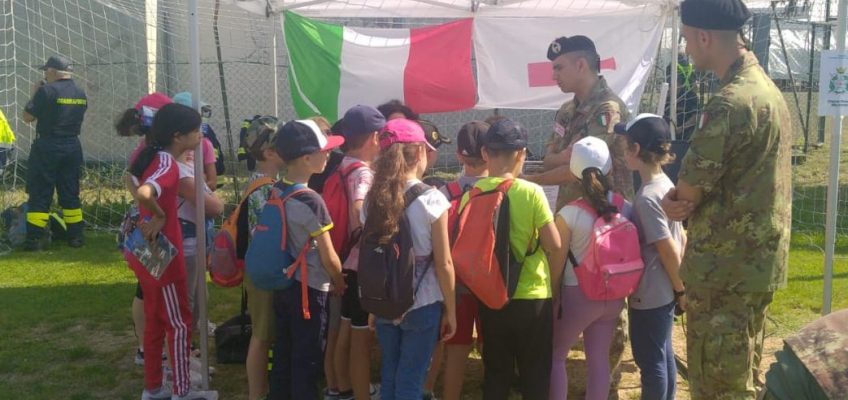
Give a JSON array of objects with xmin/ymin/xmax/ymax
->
[
  {"xmin": 207, "ymin": 321, "xmax": 217, "ymax": 336},
  {"xmin": 171, "ymin": 389, "xmax": 218, "ymax": 400},
  {"xmin": 189, "ymin": 356, "xmax": 216, "ymax": 375},
  {"xmin": 370, "ymin": 383, "xmax": 381, "ymax": 400},
  {"xmin": 141, "ymin": 386, "xmax": 172, "ymax": 400},
  {"xmin": 163, "ymin": 366, "xmax": 209, "ymax": 389}
]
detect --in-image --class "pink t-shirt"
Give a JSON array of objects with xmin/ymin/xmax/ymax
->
[{"xmin": 341, "ymin": 156, "xmax": 373, "ymax": 272}]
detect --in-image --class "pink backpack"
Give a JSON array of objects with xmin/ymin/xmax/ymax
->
[{"xmin": 567, "ymin": 194, "xmax": 644, "ymax": 301}]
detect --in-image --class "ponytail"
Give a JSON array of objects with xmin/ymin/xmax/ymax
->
[
  {"xmin": 115, "ymin": 108, "xmax": 144, "ymax": 137},
  {"xmin": 364, "ymin": 142, "xmax": 422, "ymax": 244},
  {"xmin": 580, "ymin": 167, "xmax": 617, "ymax": 222},
  {"xmin": 129, "ymin": 103, "xmax": 201, "ymax": 178}
]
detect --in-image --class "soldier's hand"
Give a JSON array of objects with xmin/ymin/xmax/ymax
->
[{"xmin": 661, "ymin": 188, "xmax": 695, "ymax": 221}]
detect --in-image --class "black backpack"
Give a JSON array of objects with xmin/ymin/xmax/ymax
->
[{"xmin": 358, "ymin": 183, "xmax": 431, "ymax": 320}]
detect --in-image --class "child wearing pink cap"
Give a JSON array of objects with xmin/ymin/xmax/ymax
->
[{"xmin": 360, "ymin": 118, "xmax": 457, "ymax": 400}]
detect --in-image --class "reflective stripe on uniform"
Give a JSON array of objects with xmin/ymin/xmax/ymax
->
[
  {"xmin": 26, "ymin": 212, "xmax": 50, "ymax": 228},
  {"xmin": 62, "ymin": 208, "xmax": 83, "ymax": 224},
  {"xmin": 56, "ymin": 98, "xmax": 87, "ymax": 106}
]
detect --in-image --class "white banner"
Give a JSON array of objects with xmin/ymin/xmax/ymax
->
[
  {"xmin": 818, "ymin": 50, "xmax": 848, "ymax": 117},
  {"xmin": 473, "ymin": 8, "xmax": 667, "ymax": 112}
]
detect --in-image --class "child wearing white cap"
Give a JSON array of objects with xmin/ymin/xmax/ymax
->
[{"xmin": 548, "ymin": 136, "xmax": 633, "ymax": 400}]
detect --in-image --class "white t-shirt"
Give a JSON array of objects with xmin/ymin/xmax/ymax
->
[
  {"xmin": 177, "ymin": 161, "xmax": 212, "ymax": 256},
  {"xmin": 361, "ymin": 180, "xmax": 451, "ymax": 311},
  {"xmin": 557, "ymin": 193, "xmax": 633, "ymax": 287}
]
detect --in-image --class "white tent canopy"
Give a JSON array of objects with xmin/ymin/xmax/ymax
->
[{"xmin": 230, "ymin": 0, "xmax": 672, "ymax": 18}]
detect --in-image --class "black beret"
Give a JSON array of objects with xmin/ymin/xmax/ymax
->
[
  {"xmin": 680, "ymin": 0, "xmax": 751, "ymax": 31},
  {"xmin": 547, "ymin": 35, "xmax": 598, "ymax": 61}
]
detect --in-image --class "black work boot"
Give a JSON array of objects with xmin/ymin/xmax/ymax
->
[
  {"xmin": 66, "ymin": 221, "xmax": 85, "ymax": 248},
  {"xmin": 23, "ymin": 223, "xmax": 48, "ymax": 251}
]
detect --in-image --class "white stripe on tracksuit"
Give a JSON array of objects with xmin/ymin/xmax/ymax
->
[{"xmin": 162, "ymin": 283, "xmax": 189, "ymax": 396}]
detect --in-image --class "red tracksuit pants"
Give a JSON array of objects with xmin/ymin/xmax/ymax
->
[{"xmin": 139, "ymin": 278, "xmax": 193, "ymax": 395}]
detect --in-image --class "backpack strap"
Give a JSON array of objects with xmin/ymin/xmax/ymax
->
[
  {"xmin": 404, "ymin": 182, "xmax": 433, "ymax": 299},
  {"xmin": 445, "ymin": 181, "xmax": 463, "ymax": 201},
  {"xmin": 404, "ymin": 182, "xmax": 432, "ymax": 207},
  {"xmin": 275, "ymin": 182, "xmax": 314, "ymax": 319}
]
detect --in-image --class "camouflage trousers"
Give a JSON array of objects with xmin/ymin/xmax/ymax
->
[{"xmin": 686, "ymin": 287, "xmax": 774, "ymax": 400}]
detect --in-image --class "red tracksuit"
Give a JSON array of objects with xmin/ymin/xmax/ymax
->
[{"xmin": 128, "ymin": 151, "xmax": 193, "ymax": 395}]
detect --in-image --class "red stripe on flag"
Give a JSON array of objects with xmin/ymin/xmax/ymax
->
[
  {"xmin": 527, "ymin": 57, "xmax": 617, "ymax": 87},
  {"xmin": 404, "ymin": 19, "xmax": 476, "ymax": 113}
]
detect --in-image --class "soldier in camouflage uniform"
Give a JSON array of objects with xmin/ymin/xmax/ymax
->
[
  {"xmin": 524, "ymin": 35, "xmax": 631, "ymax": 400},
  {"xmin": 762, "ymin": 308, "xmax": 848, "ymax": 400},
  {"xmin": 662, "ymin": 0, "xmax": 793, "ymax": 399}
]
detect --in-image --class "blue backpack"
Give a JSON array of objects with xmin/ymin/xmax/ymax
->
[{"xmin": 245, "ymin": 183, "xmax": 314, "ymax": 318}]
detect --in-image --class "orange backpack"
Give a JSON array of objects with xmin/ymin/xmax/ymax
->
[
  {"xmin": 208, "ymin": 176, "xmax": 276, "ymax": 287},
  {"xmin": 451, "ymin": 179, "xmax": 538, "ymax": 310}
]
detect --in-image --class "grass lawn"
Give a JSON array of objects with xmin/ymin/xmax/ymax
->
[{"xmin": 0, "ymin": 231, "xmax": 844, "ymax": 400}]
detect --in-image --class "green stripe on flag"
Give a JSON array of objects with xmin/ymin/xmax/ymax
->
[{"xmin": 283, "ymin": 11, "xmax": 343, "ymax": 121}]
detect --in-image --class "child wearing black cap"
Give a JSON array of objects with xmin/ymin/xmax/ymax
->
[
  {"xmin": 423, "ymin": 120, "xmax": 490, "ymax": 400},
  {"xmin": 459, "ymin": 119, "xmax": 562, "ymax": 399},
  {"xmin": 616, "ymin": 114, "xmax": 686, "ymax": 400},
  {"xmin": 267, "ymin": 119, "xmax": 347, "ymax": 400}
]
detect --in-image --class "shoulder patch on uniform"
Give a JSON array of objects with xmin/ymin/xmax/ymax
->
[
  {"xmin": 597, "ymin": 112, "xmax": 611, "ymax": 128},
  {"xmin": 554, "ymin": 122, "xmax": 566, "ymax": 137}
]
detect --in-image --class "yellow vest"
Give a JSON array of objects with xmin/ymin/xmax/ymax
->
[{"xmin": 0, "ymin": 107, "xmax": 15, "ymax": 146}]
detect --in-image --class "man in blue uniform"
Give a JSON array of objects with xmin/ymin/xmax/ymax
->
[{"xmin": 22, "ymin": 55, "xmax": 88, "ymax": 250}]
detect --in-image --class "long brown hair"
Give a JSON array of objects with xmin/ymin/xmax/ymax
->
[
  {"xmin": 580, "ymin": 167, "xmax": 618, "ymax": 222},
  {"xmin": 363, "ymin": 142, "xmax": 423, "ymax": 244}
]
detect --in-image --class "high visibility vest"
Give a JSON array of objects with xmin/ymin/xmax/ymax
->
[{"xmin": 0, "ymin": 107, "xmax": 15, "ymax": 146}]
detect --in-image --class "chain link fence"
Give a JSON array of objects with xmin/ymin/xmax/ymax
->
[{"xmin": 0, "ymin": 0, "xmax": 844, "ymax": 258}]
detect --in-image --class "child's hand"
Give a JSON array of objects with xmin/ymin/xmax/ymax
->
[
  {"xmin": 330, "ymin": 271, "xmax": 347, "ymax": 296},
  {"xmin": 141, "ymin": 215, "xmax": 165, "ymax": 242},
  {"xmin": 440, "ymin": 310, "xmax": 457, "ymax": 342}
]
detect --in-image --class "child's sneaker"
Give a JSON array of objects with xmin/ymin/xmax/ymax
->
[
  {"xmin": 170, "ymin": 389, "xmax": 218, "ymax": 400},
  {"xmin": 189, "ymin": 355, "xmax": 216, "ymax": 375},
  {"xmin": 323, "ymin": 388, "xmax": 340, "ymax": 400},
  {"xmin": 422, "ymin": 391, "xmax": 438, "ymax": 400},
  {"xmin": 141, "ymin": 386, "xmax": 172, "ymax": 400},
  {"xmin": 370, "ymin": 384, "xmax": 381, "ymax": 400},
  {"xmin": 337, "ymin": 390, "xmax": 354, "ymax": 400}
]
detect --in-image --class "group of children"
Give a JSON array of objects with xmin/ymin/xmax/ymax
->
[{"xmin": 119, "ymin": 93, "xmax": 686, "ymax": 400}]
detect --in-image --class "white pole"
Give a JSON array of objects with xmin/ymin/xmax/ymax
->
[
  {"xmin": 657, "ymin": 83, "xmax": 670, "ymax": 116},
  {"xmin": 144, "ymin": 0, "xmax": 158, "ymax": 94},
  {"xmin": 272, "ymin": 13, "xmax": 280, "ymax": 117},
  {"xmin": 669, "ymin": 7, "xmax": 680, "ymax": 140},
  {"xmin": 823, "ymin": 0, "xmax": 847, "ymax": 315},
  {"xmin": 187, "ymin": 0, "xmax": 211, "ymax": 388}
]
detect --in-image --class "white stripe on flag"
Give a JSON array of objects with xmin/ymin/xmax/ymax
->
[{"xmin": 337, "ymin": 26, "xmax": 409, "ymax": 117}]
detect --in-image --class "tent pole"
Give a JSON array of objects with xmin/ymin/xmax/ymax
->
[
  {"xmin": 823, "ymin": 0, "xmax": 847, "ymax": 315},
  {"xmin": 187, "ymin": 0, "xmax": 211, "ymax": 388},
  {"xmin": 272, "ymin": 13, "xmax": 280, "ymax": 117},
  {"xmin": 670, "ymin": 6, "xmax": 679, "ymax": 140}
]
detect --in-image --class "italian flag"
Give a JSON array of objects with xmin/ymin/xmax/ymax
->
[{"xmin": 284, "ymin": 11, "xmax": 476, "ymax": 122}]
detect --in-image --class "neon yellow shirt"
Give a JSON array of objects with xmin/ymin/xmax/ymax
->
[
  {"xmin": 460, "ymin": 177, "xmax": 555, "ymax": 299},
  {"xmin": 0, "ymin": 107, "xmax": 15, "ymax": 146}
]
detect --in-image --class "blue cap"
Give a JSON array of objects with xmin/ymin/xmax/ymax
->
[{"xmin": 341, "ymin": 105, "xmax": 386, "ymax": 138}]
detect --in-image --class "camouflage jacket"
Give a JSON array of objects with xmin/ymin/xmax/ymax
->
[
  {"xmin": 546, "ymin": 77, "xmax": 633, "ymax": 210},
  {"xmin": 785, "ymin": 309, "xmax": 848, "ymax": 399},
  {"xmin": 678, "ymin": 52, "xmax": 792, "ymax": 292}
]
